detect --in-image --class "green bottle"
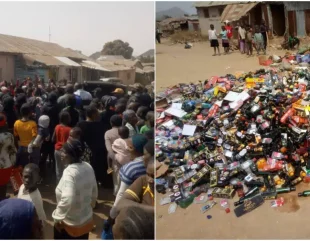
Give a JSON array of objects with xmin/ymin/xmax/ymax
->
[
  {"xmin": 178, "ymin": 194, "xmax": 195, "ymax": 209},
  {"xmin": 276, "ymin": 187, "xmax": 296, "ymax": 194},
  {"xmin": 298, "ymin": 190, "xmax": 310, "ymax": 197}
]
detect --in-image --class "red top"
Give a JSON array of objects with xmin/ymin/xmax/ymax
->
[
  {"xmin": 54, "ymin": 124, "xmax": 71, "ymax": 150},
  {"xmin": 225, "ymin": 26, "xmax": 233, "ymax": 38}
]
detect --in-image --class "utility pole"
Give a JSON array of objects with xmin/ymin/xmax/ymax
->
[{"xmin": 49, "ymin": 26, "xmax": 51, "ymax": 42}]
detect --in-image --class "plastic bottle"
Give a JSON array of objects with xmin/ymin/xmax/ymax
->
[{"xmin": 220, "ymin": 199, "xmax": 230, "ymax": 213}]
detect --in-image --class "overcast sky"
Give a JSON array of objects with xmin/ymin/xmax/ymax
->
[
  {"xmin": 156, "ymin": 1, "xmax": 196, "ymax": 14},
  {"xmin": 0, "ymin": 2, "xmax": 154, "ymax": 56}
]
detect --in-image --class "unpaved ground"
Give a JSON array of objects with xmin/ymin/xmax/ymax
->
[
  {"xmin": 8, "ymin": 165, "xmax": 114, "ymax": 240},
  {"xmin": 156, "ymin": 181, "xmax": 310, "ymax": 240},
  {"xmin": 156, "ymin": 39, "xmax": 289, "ymax": 92},
  {"xmin": 155, "ymin": 39, "xmax": 310, "ymax": 239}
]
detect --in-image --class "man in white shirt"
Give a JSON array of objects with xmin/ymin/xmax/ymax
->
[
  {"xmin": 123, "ymin": 110, "xmax": 139, "ymax": 137},
  {"xmin": 74, "ymin": 83, "xmax": 92, "ymax": 102}
]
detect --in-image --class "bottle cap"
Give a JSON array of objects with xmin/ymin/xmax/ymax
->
[
  {"xmin": 298, "ymin": 193, "xmax": 302, "ymax": 197},
  {"xmin": 225, "ymin": 208, "xmax": 230, "ymax": 213}
]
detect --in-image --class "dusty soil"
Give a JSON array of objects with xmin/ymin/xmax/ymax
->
[
  {"xmin": 156, "ymin": 183, "xmax": 310, "ymax": 240},
  {"xmin": 7, "ymin": 164, "xmax": 114, "ymax": 240},
  {"xmin": 155, "ymin": 39, "xmax": 310, "ymax": 239},
  {"xmin": 156, "ymin": 39, "xmax": 290, "ymax": 92}
]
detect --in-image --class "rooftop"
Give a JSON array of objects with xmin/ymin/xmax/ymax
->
[
  {"xmin": 0, "ymin": 33, "xmax": 87, "ymax": 59},
  {"xmin": 194, "ymin": 1, "xmax": 248, "ymax": 8}
]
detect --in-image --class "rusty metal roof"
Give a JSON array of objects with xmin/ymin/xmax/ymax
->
[
  {"xmin": 194, "ymin": 1, "xmax": 240, "ymax": 7},
  {"xmin": 0, "ymin": 33, "xmax": 87, "ymax": 59},
  {"xmin": 221, "ymin": 2, "xmax": 259, "ymax": 22}
]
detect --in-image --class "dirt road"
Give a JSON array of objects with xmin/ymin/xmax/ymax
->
[
  {"xmin": 155, "ymin": 39, "xmax": 310, "ymax": 239},
  {"xmin": 156, "ymin": 39, "xmax": 287, "ymax": 92}
]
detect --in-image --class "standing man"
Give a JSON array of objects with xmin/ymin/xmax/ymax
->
[
  {"xmin": 260, "ymin": 20, "xmax": 269, "ymax": 51},
  {"xmin": 156, "ymin": 28, "xmax": 161, "ymax": 44},
  {"xmin": 224, "ymin": 20, "xmax": 233, "ymax": 51}
]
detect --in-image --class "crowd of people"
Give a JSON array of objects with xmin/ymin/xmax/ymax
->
[
  {"xmin": 0, "ymin": 78, "xmax": 155, "ymax": 240},
  {"xmin": 208, "ymin": 20, "xmax": 270, "ymax": 56}
]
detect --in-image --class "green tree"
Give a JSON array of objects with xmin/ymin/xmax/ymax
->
[{"xmin": 101, "ymin": 40, "xmax": 134, "ymax": 59}]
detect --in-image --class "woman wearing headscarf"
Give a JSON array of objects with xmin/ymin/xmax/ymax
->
[
  {"xmin": 0, "ymin": 113, "xmax": 17, "ymax": 200},
  {"xmin": 52, "ymin": 139, "xmax": 98, "ymax": 240},
  {"xmin": 0, "ymin": 198, "xmax": 43, "ymax": 239}
]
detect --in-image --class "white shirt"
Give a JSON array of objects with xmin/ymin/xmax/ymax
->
[
  {"xmin": 52, "ymin": 162, "xmax": 98, "ymax": 226},
  {"xmin": 125, "ymin": 123, "xmax": 138, "ymax": 137},
  {"xmin": 18, "ymin": 184, "xmax": 47, "ymax": 222},
  {"xmin": 238, "ymin": 27, "xmax": 246, "ymax": 39},
  {"xmin": 208, "ymin": 29, "xmax": 217, "ymax": 40},
  {"xmin": 74, "ymin": 89, "xmax": 92, "ymax": 101}
]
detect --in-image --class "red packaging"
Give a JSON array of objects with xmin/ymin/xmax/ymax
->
[
  {"xmin": 280, "ymin": 108, "xmax": 295, "ymax": 124},
  {"xmin": 207, "ymin": 104, "xmax": 219, "ymax": 119},
  {"xmin": 205, "ymin": 76, "xmax": 218, "ymax": 90},
  {"xmin": 10, "ymin": 167, "xmax": 23, "ymax": 192}
]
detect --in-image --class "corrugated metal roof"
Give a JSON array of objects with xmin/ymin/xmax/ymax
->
[
  {"xmin": 54, "ymin": 57, "xmax": 80, "ymax": 67},
  {"xmin": 23, "ymin": 54, "xmax": 67, "ymax": 66},
  {"xmin": 0, "ymin": 33, "xmax": 87, "ymax": 59},
  {"xmin": 97, "ymin": 55, "xmax": 125, "ymax": 61},
  {"xmin": 221, "ymin": 2, "xmax": 259, "ymax": 22},
  {"xmin": 97, "ymin": 60, "xmax": 134, "ymax": 71},
  {"xmin": 81, "ymin": 60, "xmax": 111, "ymax": 72},
  {"xmin": 194, "ymin": 1, "xmax": 240, "ymax": 7}
]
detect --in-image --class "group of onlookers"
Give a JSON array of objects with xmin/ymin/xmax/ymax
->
[{"xmin": 0, "ymin": 79, "xmax": 155, "ymax": 240}]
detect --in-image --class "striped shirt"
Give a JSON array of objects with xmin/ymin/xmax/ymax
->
[
  {"xmin": 119, "ymin": 156, "xmax": 146, "ymax": 186},
  {"xmin": 52, "ymin": 162, "xmax": 98, "ymax": 226}
]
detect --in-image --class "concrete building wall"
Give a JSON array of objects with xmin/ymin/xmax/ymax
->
[
  {"xmin": 0, "ymin": 55, "xmax": 15, "ymax": 81},
  {"xmin": 197, "ymin": 7, "xmax": 223, "ymax": 36},
  {"xmin": 117, "ymin": 69, "xmax": 136, "ymax": 85}
]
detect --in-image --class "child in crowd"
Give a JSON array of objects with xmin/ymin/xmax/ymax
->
[
  {"xmin": 68, "ymin": 127, "xmax": 92, "ymax": 164},
  {"xmin": 220, "ymin": 26, "xmax": 229, "ymax": 55},
  {"xmin": 52, "ymin": 111, "xmax": 71, "ymax": 183},
  {"xmin": 112, "ymin": 126, "xmax": 132, "ymax": 167},
  {"xmin": 17, "ymin": 163, "xmax": 46, "ymax": 227},
  {"xmin": 14, "ymin": 103, "xmax": 38, "ymax": 167},
  {"xmin": 254, "ymin": 26, "xmax": 266, "ymax": 55},
  {"xmin": 140, "ymin": 111, "xmax": 154, "ymax": 134},
  {"xmin": 245, "ymin": 26, "xmax": 253, "ymax": 56},
  {"xmin": 208, "ymin": 24, "xmax": 220, "ymax": 56}
]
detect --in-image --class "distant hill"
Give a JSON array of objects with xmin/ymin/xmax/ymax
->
[
  {"xmin": 156, "ymin": 7, "xmax": 187, "ymax": 21},
  {"xmin": 89, "ymin": 51, "xmax": 101, "ymax": 60},
  {"xmin": 139, "ymin": 49, "xmax": 154, "ymax": 58}
]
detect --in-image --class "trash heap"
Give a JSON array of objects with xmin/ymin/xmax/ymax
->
[{"xmin": 155, "ymin": 68, "xmax": 310, "ymax": 217}]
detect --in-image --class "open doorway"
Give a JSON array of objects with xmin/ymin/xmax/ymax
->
[{"xmin": 270, "ymin": 4, "xmax": 285, "ymax": 36}]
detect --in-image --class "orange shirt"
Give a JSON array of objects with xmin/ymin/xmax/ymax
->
[{"xmin": 14, "ymin": 120, "xmax": 37, "ymax": 147}]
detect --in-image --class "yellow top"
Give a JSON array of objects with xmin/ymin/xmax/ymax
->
[{"xmin": 14, "ymin": 120, "xmax": 37, "ymax": 147}]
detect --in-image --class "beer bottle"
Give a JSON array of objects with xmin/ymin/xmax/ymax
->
[
  {"xmin": 276, "ymin": 187, "xmax": 296, "ymax": 194},
  {"xmin": 298, "ymin": 190, "xmax": 310, "ymax": 197}
]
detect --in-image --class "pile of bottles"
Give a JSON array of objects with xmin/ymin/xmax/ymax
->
[{"xmin": 156, "ymin": 68, "xmax": 310, "ymax": 214}]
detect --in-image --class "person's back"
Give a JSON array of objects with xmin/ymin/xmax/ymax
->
[{"xmin": 53, "ymin": 161, "xmax": 97, "ymax": 226}]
